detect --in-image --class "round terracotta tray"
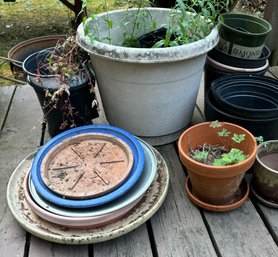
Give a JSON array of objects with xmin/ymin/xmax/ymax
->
[
  {"xmin": 41, "ymin": 133, "xmax": 134, "ymax": 199},
  {"xmin": 185, "ymin": 176, "xmax": 249, "ymax": 212},
  {"xmin": 7, "ymin": 147, "xmax": 169, "ymax": 244}
]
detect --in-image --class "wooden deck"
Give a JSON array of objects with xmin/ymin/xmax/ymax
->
[{"xmin": 0, "ymin": 72, "xmax": 278, "ymax": 257}]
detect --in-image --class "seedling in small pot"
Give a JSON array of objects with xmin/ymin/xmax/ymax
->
[{"xmin": 190, "ymin": 121, "xmax": 249, "ymax": 166}]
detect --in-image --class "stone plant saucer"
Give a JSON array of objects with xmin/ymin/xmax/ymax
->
[
  {"xmin": 185, "ymin": 176, "xmax": 250, "ymax": 212},
  {"xmin": 41, "ymin": 133, "xmax": 134, "ymax": 199},
  {"xmin": 7, "ymin": 148, "xmax": 169, "ymax": 244},
  {"xmin": 250, "ymin": 181, "xmax": 278, "ymax": 209},
  {"xmin": 24, "ymin": 170, "xmax": 143, "ymax": 228}
]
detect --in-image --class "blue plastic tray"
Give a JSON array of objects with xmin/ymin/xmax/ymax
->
[{"xmin": 31, "ymin": 125, "xmax": 145, "ymax": 208}]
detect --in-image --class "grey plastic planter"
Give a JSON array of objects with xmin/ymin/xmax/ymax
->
[
  {"xmin": 77, "ymin": 8, "xmax": 219, "ymax": 145},
  {"xmin": 217, "ymin": 13, "xmax": 272, "ymax": 59},
  {"xmin": 253, "ymin": 140, "xmax": 278, "ymax": 204}
]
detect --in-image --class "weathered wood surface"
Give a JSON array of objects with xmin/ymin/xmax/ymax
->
[
  {"xmin": 0, "ymin": 81, "xmax": 277, "ymax": 257},
  {"xmin": 0, "ymin": 85, "xmax": 42, "ymax": 257},
  {"xmin": 152, "ymin": 145, "xmax": 217, "ymax": 257},
  {"xmin": 29, "ymin": 237, "xmax": 88, "ymax": 257},
  {"xmin": 254, "ymin": 202, "xmax": 278, "ymax": 244},
  {"xmin": 203, "ymin": 200, "xmax": 278, "ymax": 257},
  {"xmin": 94, "ymin": 224, "xmax": 152, "ymax": 257}
]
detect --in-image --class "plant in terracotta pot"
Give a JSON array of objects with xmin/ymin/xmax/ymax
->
[
  {"xmin": 76, "ymin": 0, "xmax": 233, "ymax": 145},
  {"xmin": 178, "ymin": 121, "xmax": 257, "ymax": 211},
  {"xmin": 23, "ymin": 36, "xmax": 99, "ymax": 137}
]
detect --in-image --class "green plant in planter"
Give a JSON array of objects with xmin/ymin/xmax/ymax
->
[
  {"xmin": 190, "ymin": 121, "xmax": 264, "ymax": 166},
  {"xmin": 153, "ymin": 0, "xmax": 233, "ymax": 48},
  {"xmin": 82, "ymin": 0, "xmax": 234, "ymax": 48},
  {"xmin": 76, "ymin": 1, "xmax": 234, "ymax": 145},
  {"xmin": 190, "ymin": 120, "xmax": 248, "ymax": 166},
  {"xmin": 38, "ymin": 37, "xmax": 95, "ymax": 129},
  {"xmin": 24, "ymin": 36, "xmax": 98, "ymax": 137}
]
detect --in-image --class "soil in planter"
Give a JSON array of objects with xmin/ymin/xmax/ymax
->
[{"xmin": 189, "ymin": 144, "xmax": 230, "ymax": 165}]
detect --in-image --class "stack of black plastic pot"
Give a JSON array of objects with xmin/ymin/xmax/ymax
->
[
  {"xmin": 204, "ymin": 12, "xmax": 278, "ymax": 140},
  {"xmin": 204, "ymin": 13, "xmax": 272, "ymax": 92},
  {"xmin": 205, "ymin": 74, "xmax": 278, "ymax": 140}
]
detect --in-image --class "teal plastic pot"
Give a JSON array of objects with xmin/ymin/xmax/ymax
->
[{"xmin": 217, "ymin": 13, "xmax": 272, "ymax": 59}]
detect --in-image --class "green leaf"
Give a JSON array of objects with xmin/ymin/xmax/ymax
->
[
  {"xmin": 217, "ymin": 128, "xmax": 231, "ymax": 137},
  {"xmin": 104, "ymin": 19, "xmax": 113, "ymax": 29},
  {"xmin": 232, "ymin": 134, "xmax": 246, "ymax": 143},
  {"xmin": 255, "ymin": 136, "xmax": 264, "ymax": 145},
  {"xmin": 212, "ymin": 148, "xmax": 247, "ymax": 166},
  {"xmin": 210, "ymin": 120, "xmax": 222, "ymax": 128},
  {"xmin": 192, "ymin": 151, "xmax": 209, "ymax": 162},
  {"xmin": 212, "ymin": 158, "xmax": 227, "ymax": 166}
]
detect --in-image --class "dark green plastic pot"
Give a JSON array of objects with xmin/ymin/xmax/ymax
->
[{"xmin": 217, "ymin": 13, "xmax": 272, "ymax": 59}]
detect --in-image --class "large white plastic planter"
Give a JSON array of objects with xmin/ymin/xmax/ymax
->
[{"xmin": 77, "ymin": 8, "xmax": 219, "ymax": 145}]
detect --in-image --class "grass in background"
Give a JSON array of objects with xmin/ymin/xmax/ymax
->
[
  {"xmin": 0, "ymin": 0, "xmax": 263, "ymax": 85},
  {"xmin": 0, "ymin": 0, "xmax": 117, "ymax": 85}
]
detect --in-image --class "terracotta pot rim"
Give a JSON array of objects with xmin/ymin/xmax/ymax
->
[{"xmin": 178, "ymin": 121, "xmax": 257, "ymax": 171}]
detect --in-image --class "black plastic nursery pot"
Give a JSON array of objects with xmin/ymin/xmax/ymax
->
[
  {"xmin": 204, "ymin": 58, "xmax": 268, "ymax": 92},
  {"xmin": 23, "ymin": 48, "xmax": 98, "ymax": 137},
  {"xmin": 137, "ymin": 27, "xmax": 173, "ymax": 48},
  {"xmin": 152, "ymin": 0, "xmax": 238, "ymax": 11},
  {"xmin": 217, "ymin": 13, "xmax": 272, "ymax": 59},
  {"xmin": 210, "ymin": 75, "xmax": 278, "ymax": 119},
  {"xmin": 207, "ymin": 46, "xmax": 270, "ymax": 69},
  {"xmin": 205, "ymin": 88, "xmax": 278, "ymax": 140}
]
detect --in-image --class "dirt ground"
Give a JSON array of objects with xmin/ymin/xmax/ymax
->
[{"xmin": 0, "ymin": 0, "xmax": 266, "ymax": 86}]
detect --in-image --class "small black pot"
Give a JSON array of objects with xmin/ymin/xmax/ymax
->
[
  {"xmin": 23, "ymin": 48, "xmax": 98, "ymax": 137},
  {"xmin": 205, "ymin": 88, "xmax": 278, "ymax": 140},
  {"xmin": 210, "ymin": 75, "xmax": 278, "ymax": 119},
  {"xmin": 137, "ymin": 27, "xmax": 177, "ymax": 48}
]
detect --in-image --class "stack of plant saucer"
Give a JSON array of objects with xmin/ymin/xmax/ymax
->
[{"xmin": 22, "ymin": 124, "xmax": 159, "ymax": 229}]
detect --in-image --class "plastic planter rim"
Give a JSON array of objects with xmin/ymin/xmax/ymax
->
[
  {"xmin": 210, "ymin": 75, "xmax": 278, "ymax": 118},
  {"xmin": 220, "ymin": 13, "xmax": 272, "ymax": 37},
  {"xmin": 256, "ymin": 140, "xmax": 278, "ymax": 174}
]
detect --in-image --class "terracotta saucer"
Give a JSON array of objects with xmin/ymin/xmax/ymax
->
[
  {"xmin": 41, "ymin": 133, "xmax": 134, "ymax": 199},
  {"xmin": 185, "ymin": 176, "xmax": 250, "ymax": 212},
  {"xmin": 250, "ymin": 181, "xmax": 278, "ymax": 209},
  {"xmin": 31, "ymin": 125, "xmax": 145, "ymax": 208}
]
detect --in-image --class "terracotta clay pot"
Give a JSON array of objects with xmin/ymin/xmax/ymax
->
[{"xmin": 178, "ymin": 122, "xmax": 257, "ymax": 205}]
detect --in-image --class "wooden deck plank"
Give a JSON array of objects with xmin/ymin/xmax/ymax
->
[
  {"xmin": 255, "ymin": 203, "xmax": 278, "ymax": 244},
  {"xmin": 94, "ymin": 224, "xmax": 153, "ymax": 257},
  {"xmin": 150, "ymin": 144, "xmax": 217, "ymax": 257},
  {"xmin": 0, "ymin": 86, "xmax": 16, "ymax": 130},
  {"xmin": 203, "ymin": 200, "xmax": 278, "ymax": 257},
  {"xmin": 29, "ymin": 237, "xmax": 88, "ymax": 257},
  {"xmin": 0, "ymin": 85, "xmax": 43, "ymax": 256}
]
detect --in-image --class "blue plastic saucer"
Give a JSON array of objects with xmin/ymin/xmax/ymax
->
[{"xmin": 31, "ymin": 125, "xmax": 145, "ymax": 208}]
